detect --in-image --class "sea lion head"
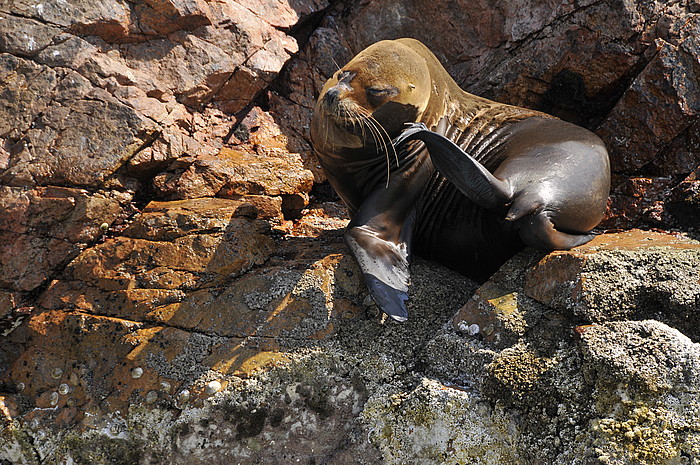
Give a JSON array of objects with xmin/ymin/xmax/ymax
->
[{"xmin": 315, "ymin": 40, "xmax": 432, "ymax": 144}]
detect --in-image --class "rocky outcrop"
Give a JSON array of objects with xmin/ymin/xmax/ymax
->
[
  {"xmin": 1, "ymin": 0, "xmax": 699, "ymax": 464},
  {"xmin": 280, "ymin": 0, "xmax": 700, "ymax": 230},
  {"xmin": 2, "ymin": 229, "xmax": 699, "ymax": 464}
]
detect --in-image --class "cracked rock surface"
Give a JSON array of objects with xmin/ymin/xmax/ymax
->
[{"xmin": 1, "ymin": 0, "xmax": 699, "ymax": 464}]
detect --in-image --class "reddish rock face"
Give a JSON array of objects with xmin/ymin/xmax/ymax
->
[
  {"xmin": 0, "ymin": 186, "xmax": 131, "ymax": 294},
  {"xmin": 2, "ymin": 197, "xmax": 364, "ymax": 424},
  {"xmin": 1, "ymin": 0, "xmax": 699, "ymax": 462},
  {"xmin": 597, "ymin": 34, "xmax": 700, "ymax": 174}
]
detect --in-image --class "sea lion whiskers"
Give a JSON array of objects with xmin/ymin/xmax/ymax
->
[
  {"xmin": 352, "ymin": 107, "xmax": 391, "ymax": 187},
  {"xmin": 365, "ymin": 110, "xmax": 400, "ymax": 168},
  {"xmin": 356, "ymin": 106, "xmax": 398, "ymax": 187},
  {"xmin": 350, "ymin": 107, "xmax": 369, "ymax": 144}
]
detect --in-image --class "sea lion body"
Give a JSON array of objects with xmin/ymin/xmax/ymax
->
[{"xmin": 310, "ymin": 38, "xmax": 610, "ymax": 320}]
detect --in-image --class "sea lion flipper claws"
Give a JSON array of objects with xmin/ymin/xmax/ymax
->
[
  {"xmin": 363, "ymin": 274, "xmax": 409, "ymax": 322},
  {"xmin": 394, "ymin": 125, "xmax": 512, "ymax": 208}
]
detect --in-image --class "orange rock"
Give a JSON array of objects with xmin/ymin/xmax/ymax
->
[
  {"xmin": 523, "ymin": 229, "xmax": 700, "ymax": 319},
  {"xmin": 453, "ymin": 230, "xmax": 700, "ymax": 340}
]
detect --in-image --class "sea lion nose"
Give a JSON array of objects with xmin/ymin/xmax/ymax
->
[
  {"xmin": 324, "ymin": 82, "xmax": 351, "ymax": 106},
  {"xmin": 324, "ymin": 87, "xmax": 341, "ymax": 105}
]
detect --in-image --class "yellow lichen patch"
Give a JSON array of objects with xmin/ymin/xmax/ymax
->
[
  {"xmin": 481, "ymin": 282, "xmax": 519, "ymax": 315},
  {"xmin": 486, "ymin": 344, "xmax": 555, "ymax": 401},
  {"xmin": 593, "ymin": 404, "xmax": 681, "ymax": 464},
  {"xmin": 233, "ymin": 351, "xmax": 292, "ymax": 378},
  {"xmin": 203, "ymin": 338, "xmax": 291, "ymax": 378},
  {"xmin": 452, "ymin": 281, "xmax": 528, "ymax": 343}
]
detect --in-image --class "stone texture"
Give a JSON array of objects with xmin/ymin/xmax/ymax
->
[
  {"xmin": 361, "ymin": 378, "xmax": 524, "ymax": 463},
  {"xmin": 598, "ymin": 34, "xmax": 700, "ymax": 173},
  {"xmin": 0, "ymin": 56, "xmax": 159, "ymax": 187},
  {"xmin": 0, "ymin": 0, "xmax": 327, "ymax": 346},
  {"xmin": 2, "ymin": 0, "xmax": 700, "ymax": 463},
  {"xmin": 4, "ymin": 223, "xmax": 700, "ymax": 465},
  {"xmin": 153, "ymin": 146, "xmax": 314, "ymax": 202},
  {"xmin": 454, "ymin": 230, "xmax": 700, "ymax": 345},
  {"xmin": 0, "ymin": 186, "xmax": 131, "ymax": 293},
  {"xmin": 523, "ymin": 230, "xmax": 700, "ymax": 332},
  {"xmin": 601, "ymin": 176, "xmax": 677, "ymax": 229},
  {"xmin": 579, "ymin": 321, "xmax": 700, "ymax": 464},
  {"xmin": 667, "ymin": 168, "xmax": 700, "ymax": 229},
  {"xmin": 435, "ymin": 252, "xmax": 700, "ymax": 465}
]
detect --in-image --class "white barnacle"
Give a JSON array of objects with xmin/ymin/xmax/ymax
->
[
  {"xmin": 177, "ymin": 389, "xmax": 190, "ymax": 404},
  {"xmin": 456, "ymin": 320, "xmax": 480, "ymax": 336},
  {"xmin": 205, "ymin": 380, "xmax": 222, "ymax": 395}
]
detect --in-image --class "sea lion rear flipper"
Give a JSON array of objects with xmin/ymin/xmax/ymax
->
[
  {"xmin": 344, "ymin": 209, "xmax": 416, "ymax": 322},
  {"xmin": 394, "ymin": 123, "xmax": 513, "ymax": 209},
  {"xmin": 519, "ymin": 211, "xmax": 595, "ymax": 250}
]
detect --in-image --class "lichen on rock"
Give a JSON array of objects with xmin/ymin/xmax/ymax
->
[{"xmin": 1, "ymin": 0, "xmax": 700, "ymax": 463}]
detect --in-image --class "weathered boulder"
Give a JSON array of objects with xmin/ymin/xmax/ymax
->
[
  {"xmin": 1, "ymin": 0, "xmax": 700, "ymax": 464},
  {"xmin": 524, "ymin": 230, "xmax": 700, "ymax": 330},
  {"xmin": 3, "ymin": 227, "xmax": 700, "ymax": 464},
  {"xmin": 152, "ymin": 147, "xmax": 314, "ymax": 204},
  {"xmin": 0, "ymin": 55, "xmax": 159, "ymax": 188},
  {"xmin": 437, "ymin": 318, "xmax": 700, "ymax": 465},
  {"xmin": 597, "ymin": 18, "xmax": 700, "ymax": 173},
  {"xmin": 0, "ymin": 0, "xmax": 325, "ymax": 322},
  {"xmin": 454, "ymin": 230, "xmax": 700, "ymax": 344},
  {"xmin": 0, "ymin": 185, "xmax": 131, "ymax": 297}
]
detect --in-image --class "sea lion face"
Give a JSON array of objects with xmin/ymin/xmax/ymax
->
[{"xmin": 317, "ymin": 40, "xmax": 432, "ymax": 141}]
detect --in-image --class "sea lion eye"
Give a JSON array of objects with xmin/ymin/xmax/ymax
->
[{"xmin": 366, "ymin": 86, "xmax": 399, "ymax": 98}]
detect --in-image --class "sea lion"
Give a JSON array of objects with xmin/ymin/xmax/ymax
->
[{"xmin": 310, "ymin": 38, "xmax": 610, "ymax": 321}]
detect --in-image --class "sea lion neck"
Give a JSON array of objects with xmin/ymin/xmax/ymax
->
[{"xmin": 394, "ymin": 38, "xmax": 493, "ymax": 129}]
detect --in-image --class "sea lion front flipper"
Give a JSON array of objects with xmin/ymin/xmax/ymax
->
[
  {"xmin": 345, "ymin": 226, "xmax": 410, "ymax": 321},
  {"xmin": 394, "ymin": 123, "xmax": 513, "ymax": 209},
  {"xmin": 344, "ymin": 206, "xmax": 416, "ymax": 322}
]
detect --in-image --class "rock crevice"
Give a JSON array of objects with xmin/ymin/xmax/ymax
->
[{"xmin": 1, "ymin": 1, "xmax": 699, "ymax": 464}]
